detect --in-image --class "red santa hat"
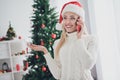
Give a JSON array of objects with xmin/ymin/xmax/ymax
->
[{"xmin": 59, "ymin": 1, "xmax": 85, "ymax": 23}]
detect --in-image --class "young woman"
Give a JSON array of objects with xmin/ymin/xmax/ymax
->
[{"xmin": 28, "ymin": 1, "xmax": 98, "ymax": 80}]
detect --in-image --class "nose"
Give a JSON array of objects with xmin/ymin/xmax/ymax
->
[{"xmin": 65, "ymin": 19, "xmax": 71, "ymax": 24}]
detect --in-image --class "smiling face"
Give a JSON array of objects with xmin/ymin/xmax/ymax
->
[{"xmin": 62, "ymin": 12, "xmax": 79, "ymax": 33}]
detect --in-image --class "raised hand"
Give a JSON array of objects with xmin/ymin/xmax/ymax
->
[
  {"xmin": 76, "ymin": 17, "xmax": 85, "ymax": 38},
  {"xmin": 27, "ymin": 43, "xmax": 48, "ymax": 54}
]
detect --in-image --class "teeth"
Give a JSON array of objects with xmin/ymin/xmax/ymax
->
[{"xmin": 66, "ymin": 26, "xmax": 71, "ymax": 28}]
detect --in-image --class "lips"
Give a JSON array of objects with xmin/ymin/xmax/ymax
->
[{"xmin": 65, "ymin": 26, "xmax": 72, "ymax": 28}]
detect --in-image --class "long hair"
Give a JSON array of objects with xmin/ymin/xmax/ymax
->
[
  {"xmin": 54, "ymin": 22, "xmax": 89, "ymax": 59},
  {"xmin": 55, "ymin": 25, "xmax": 67, "ymax": 58}
]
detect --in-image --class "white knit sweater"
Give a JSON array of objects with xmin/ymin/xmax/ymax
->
[{"xmin": 44, "ymin": 32, "xmax": 98, "ymax": 80}]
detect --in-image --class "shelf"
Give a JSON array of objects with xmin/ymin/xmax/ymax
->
[
  {"xmin": 0, "ymin": 40, "xmax": 28, "ymax": 80},
  {"xmin": 0, "ymin": 42, "xmax": 10, "ymax": 59},
  {"xmin": 0, "ymin": 58, "xmax": 10, "ymax": 60},
  {"xmin": 0, "ymin": 72, "xmax": 12, "ymax": 76},
  {"xmin": 11, "ymin": 54, "xmax": 28, "ymax": 58},
  {"xmin": 0, "ymin": 72, "xmax": 12, "ymax": 80},
  {"xmin": 12, "ymin": 70, "xmax": 25, "ymax": 74}
]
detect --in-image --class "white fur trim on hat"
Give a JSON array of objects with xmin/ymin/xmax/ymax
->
[
  {"xmin": 56, "ymin": 23, "xmax": 62, "ymax": 30},
  {"xmin": 62, "ymin": 4, "xmax": 85, "ymax": 21}
]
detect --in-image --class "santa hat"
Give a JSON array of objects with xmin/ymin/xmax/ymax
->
[
  {"xmin": 56, "ymin": 1, "xmax": 85, "ymax": 30},
  {"xmin": 59, "ymin": 1, "xmax": 85, "ymax": 23}
]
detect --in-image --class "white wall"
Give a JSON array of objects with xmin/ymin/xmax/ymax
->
[
  {"xmin": 113, "ymin": 0, "xmax": 120, "ymax": 54},
  {"xmin": 0, "ymin": 0, "xmax": 33, "ymax": 41},
  {"xmin": 0, "ymin": 0, "xmax": 91, "ymax": 40}
]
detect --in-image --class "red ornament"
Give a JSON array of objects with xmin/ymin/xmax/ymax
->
[
  {"xmin": 23, "ymin": 60, "xmax": 28, "ymax": 71},
  {"xmin": 32, "ymin": 25, "xmax": 35, "ymax": 28},
  {"xmin": 18, "ymin": 36, "xmax": 22, "ymax": 39},
  {"xmin": 41, "ymin": 24, "xmax": 45, "ymax": 28},
  {"xmin": 35, "ymin": 55, "xmax": 39, "ymax": 59},
  {"xmin": 42, "ymin": 66, "xmax": 46, "ymax": 72},
  {"xmin": 40, "ymin": 40, "xmax": 44, "ymax": 46},
  {"xmin": 33, "ymin": 8, "xmax": 36, "ymax": 11},
  {"xmin": 51, "ymin": 33, "xmax": 56, "ymax": 39},
  {"xmin": 22, "ymin": 50, "xmax": 25, "ymax": 54},
  {"xmin": 0, "ymin": 38, "xmax": 3, "ymax": 41},
  {"xmin": 0, "ymin": 37, "xmax": 6, "ymax": 41},
  {"xmin": 77, "ymin": 25, "xmax": 81, "ymax": 32},
  {"xmin": 49, "ymin": 42, "xmax": 52, "ymax": 45},
  {"xmin": 26, "ymin": 48, "xmax": 28, "ymax": 53},
  {"xmin": 25, "ymin": 62, "xmax": 28, "ymax": 68},
  {"xmin": 16, "ymin": 64, "xmax": 20, "ymax": 71}
]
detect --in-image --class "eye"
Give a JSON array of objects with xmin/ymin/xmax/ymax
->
[
  {"xmin": 63, "ymin": 17, "xmax": 67, "ymax": 20},
  {"xmin": 70, "ymin": 17, "xmax": 76, "ymax": 20}
]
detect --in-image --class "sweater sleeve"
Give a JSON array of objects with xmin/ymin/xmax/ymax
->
[
  {"xmin": 78, "ymin": 35, "xmax": 98, "ymax": 70},
  {"xmin": 44, "ymin": 40, "xmax": 61, "ymax": 79}
]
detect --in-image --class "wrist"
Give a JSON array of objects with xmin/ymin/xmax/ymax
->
[{"xmin": 43, "ymin": 48, "xmax": 48, "ymax": 54}]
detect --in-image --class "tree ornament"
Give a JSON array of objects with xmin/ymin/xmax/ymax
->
[
  {"xmin": 40, "ymin": 39, "xmax": 44, "ymax": 46},
  {"xmin": 42, "ymin": 66, "xmax": 46, "ymax": 72},
  {"xmin": 41, "ymin": 24, "xmax": 45, "ymax": 28},
  {"xmin": 35, "ymin": 55, "xmax": 39, "ymax": 59},
  {"xmin": 51, "ymin": 33, "xmax": 56, "ymax": 39},
  {"xmin": 16, "ymin": 64, "xmax": 20, "ymax": 71},
  {"xmin": 49, "ymin": 42, "xmax": 52, "ymax": 45},
  {"xmin": 33, "ymin": 8, "xmax": 37, "ymax": 11},
  {"xmin": 23, "ymin": 60, "xmax": 28, "ymax": 71},
  {"xmin": 18, "ymin": 36, "xmax": 22, "ymax": 39},
  {"xmin": 34, "ymin": 65, "xmax": 38, "ymax": 68},
  {"xmin": 32, "ymin": 25, "xmax": 35, "ymax": 28},
  {"xmin": 56, "ymin": 23, "xmax": 62, "ymax": 30},
  {"xmin": 6, "ymin": 21, "xmax": 16, "ymax": 40},
  {"xmin": 2, "ymin": 62, "xmax": 9, "ymax": 72},
  {"xmin": 22, "ymin": 50, "xmax": 25, "ymax": 54},
  {"xmin": 26, "ymin": 48, "xmax": 28, "ymax": 53},
  {"xmin": 49, "ymin": 47, "xmax": 52, "ymax": 51},
  {"xmin": 0, "ymin": 37, "xmax": 4, "ymax": 41}
]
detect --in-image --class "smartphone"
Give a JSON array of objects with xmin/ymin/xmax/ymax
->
[{"xmin": 76, "ymin": 17, "xmax": 81, "ymax": 32}]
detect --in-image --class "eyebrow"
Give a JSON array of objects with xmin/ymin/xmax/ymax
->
[{"xmin": 63, "ymin": 15, "xmax": 77, "ymax": 18}]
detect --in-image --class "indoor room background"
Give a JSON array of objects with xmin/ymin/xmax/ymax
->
[{"xmin": 0, "ymin": 0, "xmax": 120, "ymax": 80}]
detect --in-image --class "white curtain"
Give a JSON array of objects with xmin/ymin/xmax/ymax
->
[
  {"xmin": 113, "ymin": 0, "xmax": 120, "ymax": 53},
  {"xmin": 88, "ymin": 0, "xmax": 120, "ymax": 80}
]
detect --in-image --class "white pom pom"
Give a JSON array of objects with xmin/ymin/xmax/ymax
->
[{"xmin": 56, "ymin": 23, "xmax": 62, "ymax": 30}]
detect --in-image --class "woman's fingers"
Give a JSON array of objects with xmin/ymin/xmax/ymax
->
[
  {"xmin": 76, "ymin": 18, "xmax": 84, "ymax": 26},
  {"xmin": 76, "ymin": 18, "xmax": 85, "ymax": 38},
  {"xmin": 27, "ymin": 43, "xmax": 48, "ymax": 54},
  {"xmin": 27, "ymin": 42, "xmax": 31, "ymax": 47},
  {"xmin": 31, "ymin": 45, "xmax": 41, "ymax": 51},
  {"xmin": 31, "ymin": 44, "xmax": 38, "ymax": 47},
  {"xmin": 27, "ymin": 43, "xmax": 38, "ymax": 50}
]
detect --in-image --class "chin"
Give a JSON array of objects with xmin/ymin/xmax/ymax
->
[{"xmin": 66, "ymin": 31, "xmax": 74, "ymax": 33}]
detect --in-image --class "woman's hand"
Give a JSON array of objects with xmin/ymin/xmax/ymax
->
[
  {"xmin": 27, "ymin": 43, "xmax": 48, "ymax": 54},
  {"xmin": 76, "ymin": 17, "xmax": 85, "ymax": 38}
]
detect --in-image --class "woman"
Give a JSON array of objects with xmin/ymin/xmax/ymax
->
[{"xmin": 28, "ymin": 1, "xmax": 98, "ymax": 80}]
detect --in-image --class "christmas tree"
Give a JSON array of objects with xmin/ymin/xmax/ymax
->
[
  {"xmin": 22, "ymin": 0, "xmax": 61, "ymax": 80},
  {"xmin": 6, "ymin": 22, "xmax": 16, "ymax": 40}
]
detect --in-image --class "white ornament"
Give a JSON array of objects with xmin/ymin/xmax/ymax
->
[{"xmin": 34, "ymin": 65, "xmax": 38, "ymax": 68}]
